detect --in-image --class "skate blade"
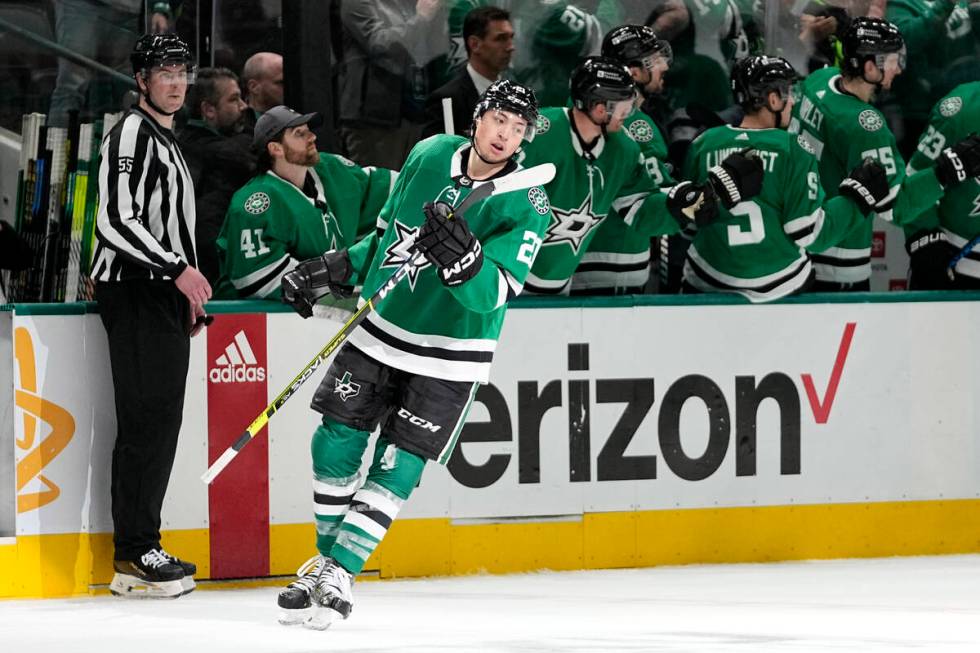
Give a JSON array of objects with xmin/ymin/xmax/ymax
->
[
  {"xmin": 109, "ymin": 573, "xmax": 183, "ymax": 599},
  {"xmin": 278, "ymin": 607, "xmax": 311, "ymax": 626},
  {"xmin": 302, "ymin": 606, "xmax": 342, "ymax": 631},
  {"xmin": 179, "ymin": 576, "xmax": 196, "ymax": 596}
]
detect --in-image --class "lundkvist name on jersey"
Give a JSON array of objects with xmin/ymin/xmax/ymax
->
[
  {"xmin": 441, "ymin": 326, "xmax": 856, "ymax": 490},
  {"xmin": 209, "ymin": 329, "xmax": 267, "ymax": 383}
]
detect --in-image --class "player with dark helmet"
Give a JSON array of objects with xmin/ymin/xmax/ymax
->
[
  {"xmin": 600, "ymin": 24, "xmax": 673, "ymax": 99},
  {"xmin": 569, "ymin": 56, "xmax": 636, "ymax": 135},
  {"xmin": 731, "ymin": 55, "xmax": 800, "ymax": 129},
  {"xmin": 469, "ymin": 79, "xmax": 539, "ymax": 164},
  {"xmin": 840, "ymin": 16, "xmax": 905, "ymax": 91},
  {"xmin": 130, "ymin": 33, "xmax": 196, "ymax": 117}
]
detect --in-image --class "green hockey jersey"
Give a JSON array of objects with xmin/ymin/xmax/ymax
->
[
  {"xmin": 344, "ymin": 135, "xmax": 552, "ymax": 383},
  {"xmin": 789, "ymin": 66, "xmax": 943, "ymax": 283},
  {"xmin": 571, "ymin": 108, "xmax": 675, "ymax": 293},
  {"xmin": 518, "ymin": 107, "xmax": 682, "ymax": 294},
  {"xmin": 907, "ymin": 82, "xmax": 980, "ymax": 281},
  {"xmin": 886, "ymin": 0, "xmax": 978, "ymax": 122},
  {"xmin": 511, "ymin": 0, "xmax": 623, "ymax": 107},
  {"xmin": 214, "ymin": 153, "xmax": 395, "ymax": 299},
  {"xmin": 682, "ymin": 125, "xmax": 866, "ymax": 302}
]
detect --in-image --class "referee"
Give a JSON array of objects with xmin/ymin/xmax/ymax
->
[{"xmin": 91, "ymin": 33, "xmax": 211, "ymax": 599}]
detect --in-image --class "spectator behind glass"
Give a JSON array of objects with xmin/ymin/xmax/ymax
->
[
  {"xmin": 337, "ymin": 0, "xmax": 448, "ymax": 169},
  {"xmin": 423, "ymin": 6, "xmax": 515, "ymax": 137},
  {"xmin": 885, "ymin": 0, "xmax": 980, "ymax": 157},
  {"xmin": 48, "ymin": 0, "xmax": 175, "ymax": 127},
  {"xmin": 178, "ymin": 68, "xmax": 256, "ymax": 284},
  {"xmin": 241, "ymin": 52, "xmax": 284, "ymax": 132}
]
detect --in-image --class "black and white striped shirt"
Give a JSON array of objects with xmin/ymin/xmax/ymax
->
[{"xmin": 91, "ymin": 106, "xmax": 197, "ymax": 282}]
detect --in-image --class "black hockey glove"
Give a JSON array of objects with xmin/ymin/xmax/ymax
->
[
  {"xmin": 281, "ymin": 249, "xmax": 354, "ymax": 318},
  {"xmin": 934, "ymin": 133, "xmax": 980, "ymax": 188},
  {"xmin": 415, "ymin": 201, "xmax": 484, "ymax": 287},
  {"xmin": 838, "ymin": 158, "xmax": 889, "ymax": 216},
  {"xmin": 706, "ymin": 149, "xmax": 764, "ymax": 209},
  {"xmin": 905, "ymin": 228, "xmax": 954, "ymax": 290},
  {"xmin": 666, "ymin": 181, "xmax": 719, "ymax": 227}
]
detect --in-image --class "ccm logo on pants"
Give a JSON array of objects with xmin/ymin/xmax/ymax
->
[{"xmin": 397, "ymin": 408, "xmax": 441, "ymax": 432}]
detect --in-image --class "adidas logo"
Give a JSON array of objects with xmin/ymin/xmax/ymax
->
[{"xmin": 209, "ymin": 330, "xmax": 267, "ymax": 384}]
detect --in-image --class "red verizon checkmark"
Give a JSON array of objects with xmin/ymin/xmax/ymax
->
[{"xmin": 801, "ymin": 322, "xmax": 856, "ymax": 424}]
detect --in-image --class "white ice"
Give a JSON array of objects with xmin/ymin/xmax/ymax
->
[{"xmin": 3, "ymin": 555, "xmax": 980, "ymax": 653}]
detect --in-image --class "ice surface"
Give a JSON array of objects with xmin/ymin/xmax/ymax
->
[{"xmin": 3, "ymin": 555, "xmax": 980, "ymax": 652}]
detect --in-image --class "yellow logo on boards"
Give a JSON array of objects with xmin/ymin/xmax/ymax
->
[{"xmin": 13, "ymin": 327, "xmax": 75, "ymax": 513}]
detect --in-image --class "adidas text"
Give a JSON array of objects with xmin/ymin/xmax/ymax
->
[{"xmin": 209, "ymin": 365, "xmax": 266, "ymax": 383}]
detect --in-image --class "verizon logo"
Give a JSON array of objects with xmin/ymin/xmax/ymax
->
[{"xmin": 209, "ymin": 330, "xmax": 266, "ymax": 383}]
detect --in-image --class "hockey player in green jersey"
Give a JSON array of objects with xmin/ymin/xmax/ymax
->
[
  {"xmin": 789, "ymin": 17, "xmax": 980, "ymax": 291},
  {"xmin": 214, "ymin": 106, "xmax": 395, "ymax": 299},
  {"xmin": 682, "ymin": 55, "xmax": 891, "ymax": 303},
  {"xmin": 274, "ymin": 80, "xmax": 551, "ymax": 630},
  {"xmin": 521, "ymin": 55, "xmax": 763, "ymax": 295},
  {"xmin": 571, "ymin": 24, "xmax": 676, "ymax": 295},
  {"xmin": 905, "ymin": 82, "xmax": 980, "ymax": 289}
]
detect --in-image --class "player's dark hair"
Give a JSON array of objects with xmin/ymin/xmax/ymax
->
[
  {"xmin": 184, "ymin": 67, "xmax": 238, "ymax": 119},
  {"xmin": 463, "ymin": 6, "xmax": 511, "ymax": 57},
  {"xmin": 255, "ymin": 132, "xmax": 284, "ymax": 174}
]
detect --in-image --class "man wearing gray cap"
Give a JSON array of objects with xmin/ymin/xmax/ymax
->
[{"xmin": 215, "ymin": 105, "xmax": 397, "ymax": 299}]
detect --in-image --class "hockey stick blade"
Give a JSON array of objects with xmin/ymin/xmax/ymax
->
[{"xmin": 201, "ymin": 163, "xmax": 555, "ymax": 485}]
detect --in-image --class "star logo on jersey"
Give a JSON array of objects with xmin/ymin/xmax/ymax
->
[
  {"xmin": 971, "ymin": 191, "xmax": 980, "ymax": 218},
  {"xmin": 627, "ymin": 119, "xmax": 653, "ymax": 143},
  {"xmin": 940, "ymin": 97, "xmax": 962, "ymax": 118},
  {"xmin": 380, "ymin": 220, "xmax": 431, "ymax": 291},
  {"xmin": 447, "ymin": 36, "xmax": 466, "ymax": 69},
  {"xmin": 543, "ymin": 194, "xmax": 603, "ymax": 255},
  {"xmin": 858, "ymin": 110, "xmax": 883, "ymax": 132},
  {"xmin": 244, "ymin": 192, "xmax": 270, "ymax": 215},
  {"xmin": 528, "ymin": 187, "xmax": 550, "ymax": 215},
  {"xmin": 535, "ymin": 114, "xmax": 551, "ymax": 136},
  {"xmin": 334, "ymin": 371, "xmax": 361, "ymax": 402}
]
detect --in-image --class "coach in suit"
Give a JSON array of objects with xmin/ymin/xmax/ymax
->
[{"xmin": 423, "ymin": 6, "xmax": 514, "ymax": 137}]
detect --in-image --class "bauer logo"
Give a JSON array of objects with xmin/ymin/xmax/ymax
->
[{"xmin": 209, "ymin": 329, "xmax": 267, "ymax": 383}]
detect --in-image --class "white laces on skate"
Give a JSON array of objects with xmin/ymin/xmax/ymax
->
[
  {"xmin": 140, "ymin": 549, "xmax": 172, "ymax": 570},
  {"xmin": 287, "ymin": 555, "xmax": 326, "ymax": 594},
  {"xmin": 317, "ymin": 561, "xmax": 353, "ymax": 601}
]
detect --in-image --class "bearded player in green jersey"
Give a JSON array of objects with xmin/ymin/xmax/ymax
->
[
  {"xmin": 214, "ymin": 105, "xmax": 396, "ymax": 299},
  {"xmin": 571, "ymin": 24, "xmax": 676, "ymax": 295},
  {"xmin": 905, "ymin": 82, "xmax": 980, "ymax": 289},
  {"xmin": 789, "ymin": 17, "xmax": 980, "ymax": 291},
  {"xmin": 521, "ymin": 55, "xmax": 764, "ymax": 295},
  {"xmin": 273, "ymin": 80, "xmax": 551, "ymax": 630},
  {"xmin": 682, "ymin": 55, "xmax": 890, "ymax": 303}
]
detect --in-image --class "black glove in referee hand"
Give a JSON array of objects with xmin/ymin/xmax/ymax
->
[
  {"xmin": 934, "ymin": 133, "xmax": 980, "ymax": 188},
  {"xmin": 839, "ymin": 158, "xmax": 889, "ymax": 215},
  {"xmin": 416, "ymin": 201, "xmax": 484, "ymax": 286},
  {"xmin": 707, "ymin": 148, "xmax": 764, "ymax": 209}
]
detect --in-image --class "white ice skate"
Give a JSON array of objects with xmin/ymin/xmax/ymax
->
[
  {"xmin": 304, "ymin": 558, "xmax": 354, "ymax": 631},
  {"xmin": 277, "ymin": 555, "xmax": 326, "ymax": 625},
  {"xmin": 109, "ymin": 549, "xmax": 185, "ymax": 599},
  {"xmin": 160, "ymin": 549, "xmax": 197, "ymax": 596}
]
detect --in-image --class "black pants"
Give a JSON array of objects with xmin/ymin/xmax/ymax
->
[{"xmin": 96, "ymin": 281, "xmax": 190, "ymax": 561}]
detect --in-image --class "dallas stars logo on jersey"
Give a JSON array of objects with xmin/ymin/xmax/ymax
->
[
  {"xmin": 334, "ymin": 371, "xmax": 361, "ymax": 402},
  {"xmin": 380, "ymin": 220, "xmax": 432, "ymax": 290},
  {"xmin": 543, "ymin": 192, "xmax": 603, "ymax": 255}
]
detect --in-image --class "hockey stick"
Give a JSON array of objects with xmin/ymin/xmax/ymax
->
[{"xmin": 201, "ymin": 162, "xmax": 556, "ymax": 484}]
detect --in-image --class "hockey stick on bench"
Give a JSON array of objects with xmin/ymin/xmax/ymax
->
[{"xmin": 201, "ymin": 162, "xmax": 556, "ymax": 484}]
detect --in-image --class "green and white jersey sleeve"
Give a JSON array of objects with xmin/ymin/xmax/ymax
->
[
  {"xmin": 215, "ymin": 153, "xmax": 395, "ymax": 299},
  {"xmin": 520, "ymin": 107, "xmax": 680, "ymax": 295},
  {"xmin": 345, "ymin": 134, "xmax": 552, "ymax": 384},
  {"xmin": 682, "ymin": 125, "xmax": 866, "ymax": 303},
  {"xmin": 907, "ymin": 82, "xmax": 980, "ymax": 280},
  {"xmin": 789, "ymin": 67, "xmax": 943, "ymax": 283},
  {"xmin": 571, "ymin": 109, "xmax": 674, "ymax": 293}
]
